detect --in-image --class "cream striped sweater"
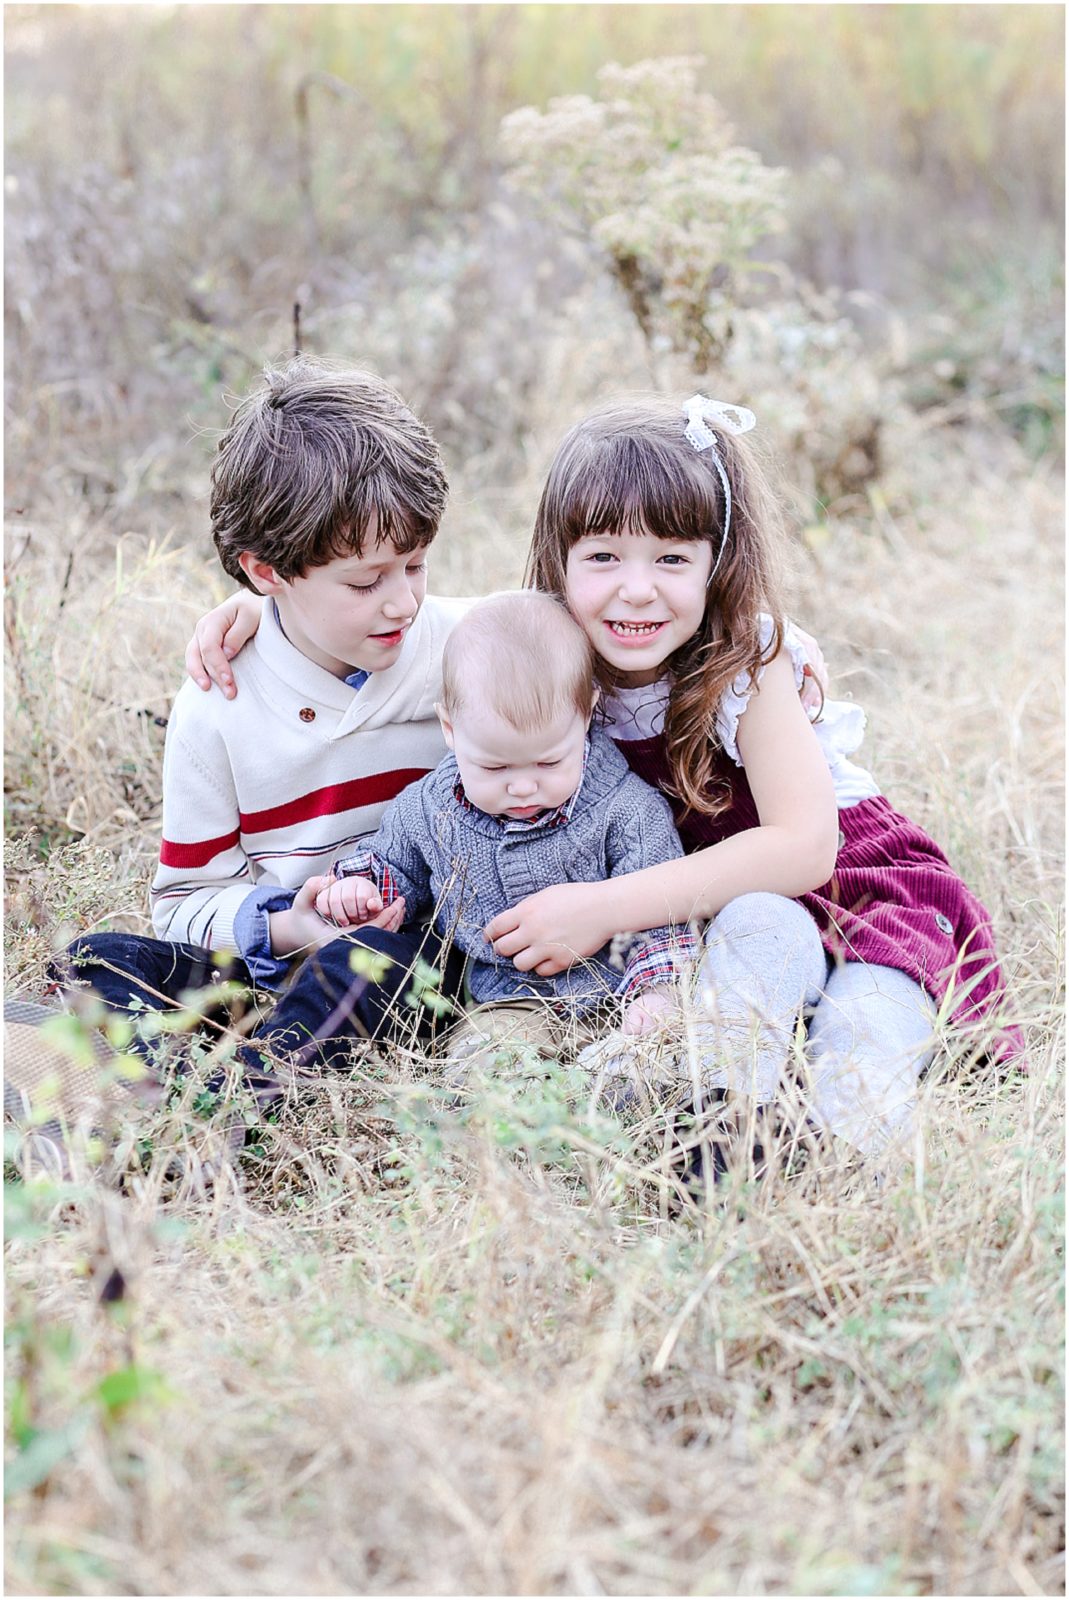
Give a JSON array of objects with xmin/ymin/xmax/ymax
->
[{"xmin": 150, "ymin": 593, "xmax": 474, "ymax": 954}]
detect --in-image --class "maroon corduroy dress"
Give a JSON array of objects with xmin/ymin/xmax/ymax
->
[{"xmin": 614, "ymin": 733, "xmax": 1025, "ymax": 1068}]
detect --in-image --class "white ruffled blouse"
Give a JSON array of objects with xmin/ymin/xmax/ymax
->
[{"xmin": 600, "ymin": 615, "xmax": 881, "ymax": 811}]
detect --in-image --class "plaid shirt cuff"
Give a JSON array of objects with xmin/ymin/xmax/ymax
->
[
  {"xmin": 618, "ymin": 928, "xmax": 698, "ymax": 997},
  {"xmin": 331, "ymin": 849, "xmax": 402, "ymax": 907}
]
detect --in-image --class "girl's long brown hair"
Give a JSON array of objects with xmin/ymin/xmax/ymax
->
[{"xmin": 525, "ymin": 395, "xmax": 789, "ymax": 819}]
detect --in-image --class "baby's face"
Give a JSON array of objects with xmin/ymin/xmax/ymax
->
[{"xmin": 443, "ymin": 703, "xmax": 588, "ymax": 821}]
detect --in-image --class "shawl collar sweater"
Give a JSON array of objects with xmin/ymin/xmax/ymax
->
[{"xmin": 151, "ymin": 592, "xmax": 473, "ymax": 954}]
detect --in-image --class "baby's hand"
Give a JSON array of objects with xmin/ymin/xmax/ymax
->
[
  {"xmin": 621, "ymin": 984, "xmax": 678, "ymax": 1037},
  {"xmin": 271, "ymin": 876, "xmax": 405, "ymax": 956},
  {"xmin": 315, "ymin": 875, "xmax": 387, "ymax": 930}
]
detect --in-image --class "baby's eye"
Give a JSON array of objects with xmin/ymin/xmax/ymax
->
[
  {"xmin": 537, "ymin": 760, "xmax": 561, "ymax": 769},
  {"xmin": 481, "ymin": 765, "xmax": 506, "ymax": 773}
]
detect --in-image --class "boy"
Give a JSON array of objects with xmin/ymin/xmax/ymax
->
[
  {"xmin": 310, "ymin": 592, "xmax": 696, "ymax": 1057},
  {"xmin": 59, "ymin": 357, "xmax": 474, "ymax": 1095}
]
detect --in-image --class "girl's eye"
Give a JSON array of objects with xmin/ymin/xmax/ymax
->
[
  {"xmin": 659, "ymin": 553, "xmax": 689, "ymax": 566},
  {"xmin": 347, "ymin": 578, "xmax": 382, "ymax": 594},
  {"xmin": 586, "ymin": 551, "xmax": 617, "ymax": 565}
]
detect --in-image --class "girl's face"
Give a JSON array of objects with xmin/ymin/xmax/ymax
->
[{"xmin": 564, "ymin": 527, "xmax": 713, "ymax": 687}]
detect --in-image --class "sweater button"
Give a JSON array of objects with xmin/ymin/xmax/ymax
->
[
  {"xmin": 299, "ymin": 707, "xmax": 316, "ymax": 723},
  {"xmin": 934, "ymin": 912, "xmax": 954, "ymax": 935}
]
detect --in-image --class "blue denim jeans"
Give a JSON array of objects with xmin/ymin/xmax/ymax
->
[{"xmin": 55, "ymin": 924, "xmax": 464, "ymax": 1116}]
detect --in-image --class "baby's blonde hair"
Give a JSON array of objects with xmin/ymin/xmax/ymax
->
[{"xmin": 441, "ymin": 592, "xmax": 596, "ymax": 732}]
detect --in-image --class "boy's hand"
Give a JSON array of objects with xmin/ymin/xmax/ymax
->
[
  {"xmin": 269, "ymin": 876, "xmax": 405, "ymax": 955},
  {"xmin": 791, "ymin": 622, "xmax": 829, "ymax": 715},
  {"xmin": 185, "ymin": 591, "xmax": 263, "ymax": 698},
  {"xmin": 621, "ymin": 985, "xmax": 677, "ymax": 1037},
  {"xmin": 314, "ymin": 876, "xmax": 388, "ymax": 929}
]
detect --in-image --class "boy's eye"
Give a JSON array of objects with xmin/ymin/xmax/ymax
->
[
  {"xmin": 407, "ymin": 561, "xmax": 427, "ymax": 575},
  {"xmin": 346, "ymin": 578, "xmax": 382, "ymax": 594}
]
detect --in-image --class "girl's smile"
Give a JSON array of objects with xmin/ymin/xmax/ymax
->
[
  {"xmin": 605, "ymin": 619, "xmax": 669, "ymax": 641},
  {"xmin": 565, "ymin": 529, "xmax": 714, "ymax": 686}
]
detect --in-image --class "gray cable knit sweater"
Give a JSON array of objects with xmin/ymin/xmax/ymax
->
[{"xmin": 332, "ymin": 731, "xmax": 695, "ymax": 1010}]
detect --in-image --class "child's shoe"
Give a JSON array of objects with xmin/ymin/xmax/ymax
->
[
  {"xmin": 4, "ymin": 997, "xmax": 281, "ymax": 1192},
  {"xmin": 4, "ymin": 996, "xmax": 165, "ymax": 1180},
  {"xmin": 577, "ymin": 1029, "xmax": 686, "ymax": 1116}
]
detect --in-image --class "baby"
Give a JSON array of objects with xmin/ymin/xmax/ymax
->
[{"xmin": 311, "ymin": 591, "xmax": 696, "ymax": 1053}]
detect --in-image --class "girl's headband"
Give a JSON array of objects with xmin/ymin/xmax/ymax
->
[{"xmin": 682, "ymin": 394, "xmax": 756, "ymax": 583}]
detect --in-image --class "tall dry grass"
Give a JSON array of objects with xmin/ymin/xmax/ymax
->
[
  {"xmin": 4, "ymin": 378, "xmax": 1064, "ymax": 1594},
  {"xmin": 4, "ymin": 10, "xmax": 1063, "ymax": 1592}
]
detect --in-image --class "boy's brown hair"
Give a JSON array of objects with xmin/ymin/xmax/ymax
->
[
  {"xmin": 441, "ymin": 592, "xmax": 597, "ymax": 733},
  {"xmin": 211, "ymin": 357, "xmax": 448, "ymax": 586}
]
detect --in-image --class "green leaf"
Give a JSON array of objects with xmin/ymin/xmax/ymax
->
[
  {"xmin": 349, "ymin": 947, "xmax": 395, "ymax": 983},
  {"xmin": 8, "ymin": 1380, "xmax": 34, "ymax": 1448},
  {"xmin": 4, "ymin": 1415, "xmax": 90, "ymax": 1499},
  {"xmin": 152, "ymin": 1218, "xmax": 189, "ymax": 1243},
  {"xmin": 90, "ymin": 1363, "xmax": 175, "ymax": 1418},
  {"xmin": 38, "ymin": 1013, "xmax": 101, "ymax": 1069},
  {"xmin": 4, "ymin": 1182, "xmax": 54, "ymax": 1242}
]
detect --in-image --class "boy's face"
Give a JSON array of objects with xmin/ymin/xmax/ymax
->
[
  {"xmin": 240, "ymin": 539, "xmax": 430, "ymax": 677},
  {"xmin": 440, "ymin": 703, "xmax": 588, "ymax": 821}
]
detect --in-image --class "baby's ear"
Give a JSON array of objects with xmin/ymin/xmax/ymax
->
[
  {"xmin": 436, "ymin": 704, "xmax": 455, "ymax": 749},
  {"xmin": 588, "ymin": 686, "xmax": 601, "ymax": 722}
]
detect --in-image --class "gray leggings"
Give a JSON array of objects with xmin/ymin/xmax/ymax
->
[{"xmin": 695, "ymin": 892, "xmax": 937, "ymax": 1160}]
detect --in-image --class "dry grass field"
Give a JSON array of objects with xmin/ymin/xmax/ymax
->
[
  {"xmin": 5, "ymin": 385, "xmax": 1064, "ymax": 1598},
  {"xmin": 4, "ymin": 8, "xmax": 1064, "ymax": 1597}
]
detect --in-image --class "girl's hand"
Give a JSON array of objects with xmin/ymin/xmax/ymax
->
[
  {"xmin": 791, "ymin": 622, "xmax": 829, "ymax": 715},
  {"xmin": 314, "ymin": 876, "xmax": 386, "ymax": 930},
  {"xmin": 185, "ymin": 591, "xmax": 264, "ymax": 698},
  {"xmin": 621, "ymin": 985, "xmax": 677, "ymax": 1036},
  {"xmin": 484, "ymin": 883, "xmax": 612, "ymax": 977}
]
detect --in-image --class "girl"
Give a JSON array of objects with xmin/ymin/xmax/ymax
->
[{"xmin": 187, "ymin": 395, "xmax": 1022, "ymax": 1162}]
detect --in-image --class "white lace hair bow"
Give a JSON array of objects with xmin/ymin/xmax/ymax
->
[{"xmin": 682, "ymin": 395, "xmax": 757, "ymax": 582}]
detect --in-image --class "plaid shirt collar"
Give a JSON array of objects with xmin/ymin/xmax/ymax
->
[{"xmin": 452, "ymin": 737, "xmax": 591, "ymax": 832}]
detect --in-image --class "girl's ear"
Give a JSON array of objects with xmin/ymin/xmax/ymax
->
[
  {"xmin": 238, "ymin": 552, "xmax": 286, "ymax": 595},
  {"xmin": 588, "ymin": 686, "xmax": 600, "ymax": 723},
  {"xmin": 436, "ymin": 704, "xmax": 455, "ymax": 749}
]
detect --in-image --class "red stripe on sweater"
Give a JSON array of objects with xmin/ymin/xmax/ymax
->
[
  {"xmin": 159, "ymin": 829, "xmax": 241, "ymax": 868},
  {"xmin": 238, "ymin": 769, "xmax": 430, "ymax": 835}
]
